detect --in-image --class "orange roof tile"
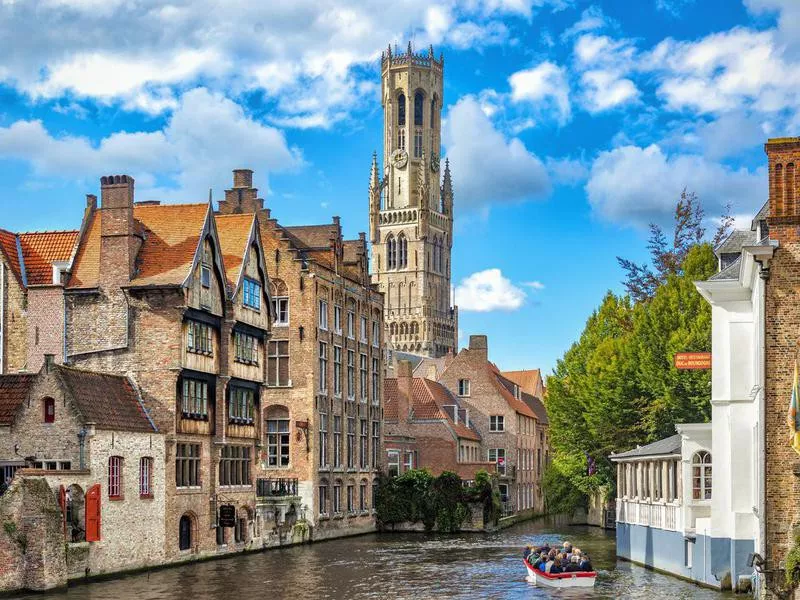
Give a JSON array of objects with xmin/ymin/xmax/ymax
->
[
  {"xmin": 501, "ymin": 369, "xmax": 543, "ymax": 397},
  {"xmin": 215, "ymin": 213, "xmax": 255, "ymax": 291},
  {"xmin": 68, "ymin": 204, "xmax": 210, "ymax": 289},
  {"xmin": 18, "ymin": 231, "xmax": 78, "ymax": 285},
  {"xmin": 489, "ymin": 364, "xmax": 537, "ymax": 418},
  {"xmin": 0, "ymin": 229, "xmax": 22, "ymax": 283}
]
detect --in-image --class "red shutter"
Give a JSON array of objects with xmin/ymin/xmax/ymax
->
[
  {"xmin": 86, "ymin": 484, "xmax": 101, "ymax": 542},
  {"xmin": 58, "ymin": 485, "xmax": 66, "ymax": 512}
]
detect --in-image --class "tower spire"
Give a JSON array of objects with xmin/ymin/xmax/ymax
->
[
  {"xmin": 441, "ymin": 158, "xmax": 453, "ymax": 215},
  {"xmin": 368, "ymin": 151, "xmax": 381, "ymax": 244}
]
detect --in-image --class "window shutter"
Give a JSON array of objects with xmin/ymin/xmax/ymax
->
[{"xmin": 86, "ymin": 483, "xmax": 101, "ymax": 542}]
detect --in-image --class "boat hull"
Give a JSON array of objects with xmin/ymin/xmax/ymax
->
[{"xmin": 523, "ymin": 559, "xmax": 596, "ymax": 588}]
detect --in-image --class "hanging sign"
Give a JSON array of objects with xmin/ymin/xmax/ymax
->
[
  {"xmin": 219, "ymin": 504, "xmax": 236, "ymax": 528},
  {"xmin": 674, "ymin": 352, "xmax": 712, "ymax": 370}
]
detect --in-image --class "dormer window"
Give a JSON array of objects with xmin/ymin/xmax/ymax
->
[
  {"xmin": 201, "ymin": 265, "xmax": 211, "ymax": 289},
  {"xmin": 243, "ymin": 278, "xmax": 261, "ymax": 310}
]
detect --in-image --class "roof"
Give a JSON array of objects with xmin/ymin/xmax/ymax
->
[
  {"xmin": 522, "ymin": 393, "xmax": 549, "ymax": 426},
  {"xmin": 490, "ymin": 365, "xmax": 537, "ymax": 418},
  {"xmin": 68, "ymin": 203, "xmax": 209, "ymax": 289},
  {"xmin": 411, "ymin": 354, "xmax": 454, "ymax": 379},
  {"xmin": 394, "ymin": 351, "xmax": 425, "ymax": 370},
  {"xmin": 56, "ymin": 365, "xmax": 156, "ymax": 432},
  {"xmin": 751, "ymin": 200, "xmax": 769, "ymax": 231},
  {"xmin": 282, "ymin": 224, "xmax": 337, "ymax": 249},
  {"xmin": 18, "ymin": 231, "xmax": 78, "ymax": 285},
  {"xmin": 215, "ymin": 213, "xmax": 255, "ymax": 291},
  {"xmin": 0, "ymin": 374, "xmax": 35, "ymax": 425},
  {"xmin": 0, "ymin": 229, "xmax": 22, "ymax": 283},
  {"xmin": 714, "ymin": 228, "xmax": 757, "ymax": 256},
  {"xmin": 610, "ymin": 434, "xmax": 681, "ymax": 460},
  {"xmin": 501, "ymin": 369, "xmax": 543, "ymax": 397},
  {"xmin": 708, "ymin": 255, "xmax": 742, "ymax": 281}
]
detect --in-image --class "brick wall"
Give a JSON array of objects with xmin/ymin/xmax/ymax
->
[
  {"xmin": 1, "ymin": 257, "xmax": 27, "ymax": 373},
  {"xmin": 26, "ymin": 287, "xmax": 64, "ymax": 372}
]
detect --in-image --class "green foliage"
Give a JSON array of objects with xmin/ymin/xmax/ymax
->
[{"xmin": 786, "ymin": 534, "xmax": 800, "ymax": 588}]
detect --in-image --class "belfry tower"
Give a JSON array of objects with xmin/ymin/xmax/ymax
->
[{"xmin": 369, "ymin": 43, "xmax": 457, "ymax": 358}]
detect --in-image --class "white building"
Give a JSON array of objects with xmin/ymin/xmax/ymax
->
[{"xmin": 613, "ymin": 211, "xmax": 774, "ymax": 593}]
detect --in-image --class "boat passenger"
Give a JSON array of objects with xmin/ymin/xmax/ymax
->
[
  {"xmin": 579, "ymin": 555, "xmax": 593, "ymax": 572},
  {"xmin": 563, "ymin": 555, "xmax": 581, "ymax": 572},
  {"xmin": 523, "ymin": 545, "xmax": 533, "ymax": 560},
  {"xmin": 550, "ymin": 558, "xmax": 563, "ymax": 574},
  {"xmin": 533, "ymin": 552, "xmax": 548, "ymax": 570}
]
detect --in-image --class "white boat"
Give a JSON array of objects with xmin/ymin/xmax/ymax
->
[{"xmin": 523, "ymin": 558, "xmax": 597, "ymax": 588}]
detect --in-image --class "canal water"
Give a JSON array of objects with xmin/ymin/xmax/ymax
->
[{"xmin": 10, "ymin": 517, "xmax": 734, "ymax": 599}]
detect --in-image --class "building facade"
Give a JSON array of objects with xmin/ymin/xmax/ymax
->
[{"xmin": 369, "ymin": 43, "xmax": 457, "ymax": 358}]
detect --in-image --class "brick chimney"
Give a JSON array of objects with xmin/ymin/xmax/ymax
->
[
  {"xmin": 468, "ymin": 334, "xmax": 488, "ymax": 362},
  {"xmin": 99, "ymin": 175, "xmax": 139, "ymax": 285},
  {"xmin": 396, "ymin": 360, "xmax": 413, "ymax": 422},
  {"xmin": 766, "ymin": 138, "xmax": 800, "ymax": 243},
  {"xmin": 218, "ymin": 168, "xmax": 264, "ymax": 214}
]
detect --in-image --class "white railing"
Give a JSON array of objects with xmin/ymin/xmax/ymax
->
[{"xmin": 616, "ymin": 498, "xmax": 682, "ymax": 532}]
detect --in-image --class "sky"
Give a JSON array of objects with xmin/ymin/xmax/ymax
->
[{"xmin": 0, "ymin": 0, "xmax": 795, "ymax": 376}]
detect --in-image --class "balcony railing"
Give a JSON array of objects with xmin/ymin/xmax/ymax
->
[
  {"xmin": 616, "ymin": 498, "xmax": 682, "ymax": 532},
  {"xmin": 256, "ymin": 478, "xmax": 299, "ymax": 498}
]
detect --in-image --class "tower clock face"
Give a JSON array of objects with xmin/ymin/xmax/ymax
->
[
  {"xmin": 430, "ymin": 152, "xmax": 440, "ymax": 172},
  {"xmin": 391, "ymin": 149, "xmax": 408, "ymax": 169}
]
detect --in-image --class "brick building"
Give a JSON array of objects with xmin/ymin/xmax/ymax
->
[
  {"xmin": 217, "ymin": 169, "xmax": 384, "ymax": 538},
  {"xmin": 383, "ymin": 360, "xmax": 490, "ymax": 480},
  {"xmin": 437, "ymin": 335, "xmax": 548, "ymax": 515},
  {"xmin": 0, "ymin": 356, "xmax": 165, "ymax": 582}
]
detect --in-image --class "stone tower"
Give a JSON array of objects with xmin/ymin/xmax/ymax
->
[{"xmin": 369, "ymin": 42, "xmax": 458, "ymax": 358}]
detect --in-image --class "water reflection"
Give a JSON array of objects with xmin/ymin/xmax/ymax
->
[{"xmin": 9, "ymin": 516, "xmax": 734, "ymax": 599}]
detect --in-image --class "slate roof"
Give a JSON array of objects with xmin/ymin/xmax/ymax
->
[
  {"xmin": 56, "ymin": 365, "xmax": 156, "ymax": 432},
  {"xmin": 522, "ymin": 393, "xmax": 549, "ymax": 426},
  {"xmin": 610, "ymin": 433, "xmax": 682, "ymax": 460},
  {"xmin": 0, "ymin": 374, "xmax": 35, "ymax": 425},
  {"xmin": 18, "ymin": 231, "xmax": 78, "ymax": 285},
  {"xmin": 215, "ymin": 213, "xmax": 255, "ymax": 291},
  {"xmin": 751, "ymin": 200, "xmax": 769, "ymax": 231},
  {"xmin": 708, "ymin": 255, "xmax": 742, "ymax": 281},
  {"xmin": 68, "ymin": 203, "xmax": 209, "ymax": 289},
  {"xmin": 714, "ymin": 229, "xmax": 757, "ymax": 256},
  {"xmin": 412, "ymin": 354, "xmax": 454, "ymax": 379}
]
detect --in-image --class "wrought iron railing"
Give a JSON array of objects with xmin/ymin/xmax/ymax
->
[{"xmin": 256, "ymin": 478, "xmax": 298, "ymax": 498}]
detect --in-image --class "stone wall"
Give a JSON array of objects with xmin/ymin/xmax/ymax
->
[{"xmin": 1, "ymin": 256, "xmax": 27, "ymax": 373}]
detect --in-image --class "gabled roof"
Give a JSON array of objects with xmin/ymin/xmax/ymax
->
[
  {"xmin": 490, "ymin": 364, "xmax": 537, "ymax": 418},
  {"xmin": 282, "ymin": 224, "xmax": 337, "ymax": 249},
  {"xmin": 215, "ymin": 213, "xmax": 256, "ymax": 292},
  {"xmin": 522, "ymin": 393, "xmax": 549, "ymax": 426},
  {"xmin": 751, "ymin": 200, "xmax": 769, "ymax": 231},
  {"xmin": 18, "ymin": 231, "xmax": 78, "ymax": 285},
  {"xmin": 68, "ymin": 203, "xmax": 210, "ymax": 289},
  {"xmin": 55, "ymin": 365, "xmax": 156, "ymax": 432},
  {"xmin": 0, "ymin": 229, "xmax": 22, "ymax": 283},
  {"xmin": 412, "ymin": 354, "xmax": 455, "ymax": 380},
  {"xmin": 502, "ymin": 369, "xmax": 543, "ymax": 397},
  {"xmin": 0, "ymin": 374, "xmax": 35, "ymax": 425},
  {"xmin": 610, "ymin": 434, "xmax": 681, "ymax": 460},
  {"xmin": 708, "ymin": 255, "xmax": 742, "ymax": 281},
  {"xmin": 714, "ymin": 228, "xmax": 757, "ymax": 256}
]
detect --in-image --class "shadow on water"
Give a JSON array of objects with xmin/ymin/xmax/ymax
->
[{"xmin": 8, "ymin": 515, "xmax": 735, "ymax": 600}]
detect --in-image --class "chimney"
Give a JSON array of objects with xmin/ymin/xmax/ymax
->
[
  {"xmin": 218, "ymin": 169, "xmax": 264, "ymax": 214},
  {"xmin": 397, "ymin": 360, "xmax": 413, "ymax": 422},
  {"xmin": 99, "ymin": 175, "xmax": 138, "ymax": 285},
  {"xmin": 468, "ymin": 335, "xmax": 488, "ymax": 362}
]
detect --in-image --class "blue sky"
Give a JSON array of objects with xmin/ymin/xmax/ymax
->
[{"xmin": 0, "ymin": 0, "xmax": 795, "ymax": 375}]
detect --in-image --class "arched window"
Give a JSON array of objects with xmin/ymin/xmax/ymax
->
[
  {"xmin": 387, "ymin": 236, "xmax": 396, "ymax": 269},
  {"xmin": 179, "ymin": 514, "xmax": 193, "ymax": 551},
  {"xmin": 43, "ymin": 397, "xmax": 55, "ymax": 423},
  {"xmin": 788, "ymin": 163, "xmax": 796, "ymax": 216},
  {"xmin": 414, "ymin": 91, "xmax": 424, "ymax": 126},
  {"xmin": 692, "ymin": 451, "xmax": 712, "ymax": 500},
  {"xmin": 398, "ymin": 234, "xmax": 407, "ymax": 269},
  {"xmin": 397, "ymin": 93, "xmax": 406, "ymax": 126}
]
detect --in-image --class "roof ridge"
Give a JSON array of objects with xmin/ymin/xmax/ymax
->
[
  {"xmin": 56, "ymin": 363, "xmax": 129, "ymax": 380},
  {"xmin": 18, "ymin": 229, "xmax": 79, "ymax": 235}
]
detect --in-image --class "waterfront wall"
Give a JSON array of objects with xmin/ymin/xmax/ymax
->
[{"xmin": 616, "ymin": 522, "xmax": 753, "ymax": 591}]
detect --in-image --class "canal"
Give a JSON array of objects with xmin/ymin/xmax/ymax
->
[{"xmin": 10, "ymin": 517, "xmax": 734, "ymax": 599}]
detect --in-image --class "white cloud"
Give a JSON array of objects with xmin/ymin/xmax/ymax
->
[
  {"xmin": 454, "ymin": 268, "xmax": 526, "ymax": 312},
  {"xmin": 442, "ymin": 96, "xmax": 551, "ymax": 211},
  {"xmin": 523, "ymin": 281, "xmax": 545, "ymax": 290},
  {"xmin": 573, "ymin": 33, "xmax": 639, "ymax": 112},
  {"xmin": 508, "ymin": 61, "xmax": 571, "ymax": 124},
  {"xmin": 580, "ymin": 70, "xmax": 639, "ymax": 112},
  {"xmin": 0, "ymin": 87, "xmax": 302, "ymax": 201},
  {"xmin": 560, "ymin": 6, "xmax": 609, "ymax": 40},
  {"xmin": 546, "ymin": 156, "xmax": 589, "ymax": 186},
  {"xmin": 585, "ymin": 143, "xmax": 765, "ymax": 228}
]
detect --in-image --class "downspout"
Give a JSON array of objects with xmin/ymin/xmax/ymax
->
[
  {"xmin": 758, "ymin": 267, "xmax": 767, "ymax": 573},
  {"xmin": 77, "ymin": 427, "xmax": 87, "ymax": 470},
  {"xmin": 62, "ymin": 287, "xmax": 67, "ymax": 364}
]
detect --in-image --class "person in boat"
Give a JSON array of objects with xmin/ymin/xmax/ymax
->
[
  {"xmin": 563, "ymin": 555, "xmax": 581, "ymax": 572},
  {"xmin": 550, "ymin": 557, "xmax": 564, "ymax": 574},
  {"xmin": 579, "ymin": 554, "xmax": 593, "ymax": 572},
  {"xmin": 533, "ymin": 552, "xmax": 548, "ymax": 570},
  {"xmin": 523, "ymin": 545, "xmax": 533, "ymax": 561}
]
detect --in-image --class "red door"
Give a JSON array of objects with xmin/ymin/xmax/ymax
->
[{"xmin": 86, "ymin": 484, "xmax": 101, "ymax": 542}]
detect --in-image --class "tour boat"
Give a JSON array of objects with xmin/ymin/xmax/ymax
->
[{"xmin": 523, "ymin": 558, "xmax": 597, "ymax": 588}]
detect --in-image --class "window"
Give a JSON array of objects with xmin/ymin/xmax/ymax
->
[
  {"xmin": 334, "ymin": 346, "xmax": 342, "ymax": 396},
  {"xmin": 318, "ymin": 342, "xmax": 328, "ymax": 392},
  {"xmin": 347, "ymin": 350, "xmax": 356, "ymax": 399},
  {"xmin": 333, "ymin": 482, "xmax": 342, "ymax": 513},
  {"xmin": 267, "ymin": 340, "xmax": 290, "ymax": 387},
  {"xmin": 347, "ymin": 311, "xmax": 355, "ymax": 339},
  {"xmin": 692, "ymin": 451, "xmax": 712, "ymax": 500},
  {"xmin": 360, "ymin": 481, "xmax": 367, "ymax": 511},
  {"xmin": 234, "ymin": 331, "xmax": 259, "ymax": 365},
  {"xmin": 319, "ymin": 411, "xmax": 329, "ymax": 467},
  {"xmin": 360, "ymin": 316, "xmax": 368, "ymax": 342},
  {"xmin": 187, "ymin": 321, "xmax": 213, "ymax": 355},
  {"xmin": 243, "ymin": 278, "xmax": 261, "ymax": 310},
  {"xmin": 397, "ymin": 128, "xmax": 406, "ymax": 151},
  {"xmin": 319, "ymin": 482, "xmax": 329, "ymax": 516},
  {"xmin": 371, "ymin": 357, "xmax": 380, "ymax": 404},
  {"xmin": 267, "ymin": 418, "xmax": 290, "ymax": 467},
  {"xmin": 387, "ymin": 236, "xmax": 396, "ymax": 270},
  {"xmin": 201, "ymin": 265, "xmax": 211, "ymax": 288},
  {"xmin": 181, "ymin": 378, "xmax": 209, "ymax": 419},
  {"xmin": 398, "ymin": 235, "xmax": 407, "ymax": 269},
  {"xmin": 458, "ymin": 379, "xmax": 470, "ymax": 397},
  {"xmin": 43, "ymin": 397, "xmax": 55, "ymax": 423},
  {"xmin": 430, "ymin": 97, "xmax": 437, "ymax": 129},
  {"xmin": 360, "ymin": 419, "xmax": 368, "ymax": 469},
  {"xmin": 372, "ymin": 421, "xmax": 380, "ymax": 469},
  {"xmin": 360, "ymin": 353, "xmax": 368, "ymax": 401},
  {"xmin": 229, "ymin": 387, "xmax": 255, "ymax": 424},
  {"xmin": 489, "ymin": 448, "xmax": 506, "ymax": 476},
  {"xmin": 334, "ymin": 305, "xmax": 342, "ymax": 334},
  {"xmin": 372, "ymin": 321, "xmax": 380, "ymax": 347},
  {"xmin": 347, "ymin": 417, "xmax": 356, "ymax": 468},
  {"xmin": 273, "ymin": 297, "xmax": 289, "ymax": 326},
  {"xmin": 414, "ymin": 129, "xmax": 423, "ymax": 158},
  {"xmin": 387, "ymin": 450, "xmax": 400, "ymax": 477},
  {"xmin": 176, "ymin": 443, "xmax": 201, "ymax": 488},
  {"xmin": 219, "ymin": 446, "xmax": 251, "ymax": 486},
  {"xmin": 414, "ymin": 91, "xmax": 424, "ymax": 126},
  {"xmin": 333, "ymin": 416, "xmax": 342, "ymax": 468},
  {"xmin": 397, "ymin": 93, "xmax": 406, "ymax": 126},
  {"xmin": 318, "ymin": 300, "xmax": 328, "ymax": 330},
  {"xmin": 489, "ymin": 416, "xmax": 505, "ymax": 432},
  {"xmin": 403, "ymin": 452, "xmax": 414, "ymax": 472},
  {"xmin": 139, "ymin": 457, "xmax": 153, "ymax": 498},
  {"xmin": 347, "ymin": 484, "xmax": 355, "ymax": 513},
  {"xmin": 108, "ymin": 456, "xmax": 123, "ymax": 499}
]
